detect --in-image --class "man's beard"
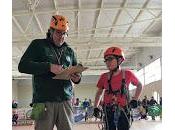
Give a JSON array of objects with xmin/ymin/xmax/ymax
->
[{"xmin": 54, "ymin": 39, "xmax": 64, "ymax": 46}]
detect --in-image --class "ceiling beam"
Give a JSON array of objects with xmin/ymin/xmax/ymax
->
[
  {"xmin": 69, "ymin": 17, "xmax": 161, "ymax": 35},
  {"xmin": 123, "ymin": 0, "xmax": 151, "ymax": 37},
  {"xmin": 94, "ymin": 49, "xmax": 103, "ymax": 66},
  {"xmin": 12, "ymin": 16, "xmax": 28, "ymax": 41},
  {"xmin": 27, "ymin": 0, "xmax": 40, "ymax": 11},
  {"xmin": 70, "ymin": 42, "xmax": 161, "ymax": 48},
  {"xmin": 142, "ymin": 12, "xmax": 162, "ymax": 34},
  {"xmin": 12, "ymin": 16, "xmax": 25, "ymax": 34},
  {"xmin": 13, "ymin": 36, "xmax": 161, "ymax": 42},
  {"xmin": 147, "ymin": 9, "xmax": 157, "ymax": 17},
  {"xmin": 86, "ymin": 47, "xmax": 91, "ymax": 59},
  {"xmin": 13, "ymin": 6, "xmax": 161, "ymax": 16},
  {"xmin": 25, "ymin": 0, "xmax": 41, "ymax": 32},
  {"xmin": 108, "ymin": 0, "xmax": 128, "ymax": 37},
  {"xmin": 91, "ymin": 0, "xmax": 103, "ymax": 38},
  {"xmin": 53, "ymin": 0, "xmax": 58, "ymax": 13},
  {"xmin": 34, "ymin": 14, "xmax": 44, "ymax": 33},
  {"xmin": 13, "ymin": 36, "xmax": 161, "ymax": 47},
  {"xmin": 76, "ymin": 0, "xmax": 81, "ymax": 37},
  {"xmin": 12, "ymin": 15, "xmax": 161, "ymax": 38},
  {"xmin": 13, "ymin": 41, "xmax": 161, "ymax": 47},
  {"xmin": 24, "ymin": 14, "xmax": 34, "ymax": 33}
]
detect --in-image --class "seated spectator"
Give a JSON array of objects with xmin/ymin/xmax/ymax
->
[
  {"xmin": 12, "ymin": 100, "xmax": 18, "ymax": 108},
  {"xmin": 12, "ymin": 112, "xmax": 18, "ymax": 125},
  {"xmin": 138, "ymin": 105, "xmax": 147, "ymax": 120},
  {"xmin": 74, "ymin": 98, "xmax": 80, "ymax": 106}
]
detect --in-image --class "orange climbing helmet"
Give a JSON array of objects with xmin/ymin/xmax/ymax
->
[
  {"xmin": 104, "ymin": 46, "xmax": 125, "ymax": 62},
  {"xmin": 50, "ymin": 15, "xmax": 69, "ymax": 32}
]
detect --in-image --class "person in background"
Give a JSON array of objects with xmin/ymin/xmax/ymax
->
[
  {"xmin": 93, "ymin": 47, "xmax": 142, "ymax": 130},
  {"xmin": 83, "ymin": 98, "xmax": 90, "ymax": 121},
  {"xmin": 159, "ymin": 97, "xmax": 162, "ymax": 119},
  {"xmin": 18, "ymin": 15, "xmax": 81, "ymax": 130},
  {"xmin": 149, "ymin": 96, "xmax": 158, "ymax": 106},
  {"xmin": 137, "ymin": 99, "xmax": 142, "ymax": 106},
  {"xmin": 138, "ymin": 104, "xmax": 147, "ymax": 120},
  {"xmin": 88, "ymin": 99, "xmax": 92, "ymax": 107},
  {"xmin": 142, "ymin": 96, "xmax": 149, "ymax": 120},
  {"xmin": 83, "ymin": 98, "xmax": 90, "ymax": 109},
  {"xmin": 74, "ymin": 98, "xmax": 80, "ymax": 106},
  {"xmin": 12, "ymin": 110, "xmax": 18, "ymax": 125},
  {"xmin": 12, "ymin": 100, "xmax": 18, "ymax": 108},
  {"xmin": 149, "ymin": 96, "xmax": 158, "ymax": 120},
  {"xmin": 159, "ymin": 97, "xmax": 162, "ymax": 106}
]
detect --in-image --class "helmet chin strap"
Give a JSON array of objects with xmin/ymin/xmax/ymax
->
[{"xmin": 47, "ymin": 29, "xmax": 54, "ymax": 40}]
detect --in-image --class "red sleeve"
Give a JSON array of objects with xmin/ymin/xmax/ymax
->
[
  {"xmin": 97, "ymin": 73, "xmax": 106, "ymax": 89},
  {"xmin": 127, "ymin": 70, "xmax": 139, "ymax": 86}
]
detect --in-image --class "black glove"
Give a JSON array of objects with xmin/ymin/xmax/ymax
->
[
  {"xmin": 93, "ymin": 107, "xmax": 101, "ymax": 118},
  {"xmin": 130, "ymin": 100, "xmax": 138, "ymax": 108}
]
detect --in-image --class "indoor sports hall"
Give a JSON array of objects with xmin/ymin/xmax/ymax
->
[{"xmin": 12, "ymin": 0, "xmax": 162, "ymax": 130}]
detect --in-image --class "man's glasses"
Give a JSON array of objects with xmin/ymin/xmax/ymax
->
[
  {"xmin": 55, "ymin": 30, "xmax": 68, "ymax": 36},
  {"xmin": 104, "ymin": 57, "xmax": 116, "ymax": 63}
]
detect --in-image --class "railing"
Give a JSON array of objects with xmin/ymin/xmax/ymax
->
[
  {"xmin": 12, "ymin": 106, "xmax": 95, "ymax": 125},
  {"xmin": 12, "ymin": 108, "xmax": 34, "ymax": 126}
]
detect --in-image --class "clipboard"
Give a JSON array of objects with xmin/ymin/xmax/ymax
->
[{"xmin": 53, "ymin": 65, "xmax": 88, "ymax": 80}]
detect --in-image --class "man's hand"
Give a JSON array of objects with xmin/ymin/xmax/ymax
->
[
  {"xmin": 93, "ymin": 107, "xmax": 101, "ymax": 118},
  {"xmin": 50, "ymin": 64, "xmax": 63, "ymax": 74},
  {"xmin": 70, "ymin": 73, "xmax": 81, "ymax": 83}
]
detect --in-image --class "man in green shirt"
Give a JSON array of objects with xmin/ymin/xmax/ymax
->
[{"xmin": 18, "ymin": 15, "xmax": 81, "ymax": 130}]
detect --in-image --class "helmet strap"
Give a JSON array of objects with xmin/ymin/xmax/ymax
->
[
  {"xmin": 116, "ymin": 56, "xmax": 123, "ymax": 65},
  {"xmin": 46, "ymin": 28, "xmax": 54, "ymax": 40}
]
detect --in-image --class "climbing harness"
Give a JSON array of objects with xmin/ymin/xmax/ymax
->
[{"xmin": 98, "ymin": 70, "xmax": 132, "ymax": 130}]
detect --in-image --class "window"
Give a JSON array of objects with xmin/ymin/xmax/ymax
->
[
  {"xmin": 145, "ymin": 58, "xmax": 161, "ymax": 85},
  {"xmin": 129, "ymin": 69, "xmax": 144, "ymax": 90},
  {"xmin": 129, "ymin": 58, "xmax": 161, "ymax": 90},
  {"xmin": 153, "ymin": 91, "xmax": 159, "ymax": 103},
  {"xmin": 136, "ymin": 68, "xmax": 144, "ymax": 85}
]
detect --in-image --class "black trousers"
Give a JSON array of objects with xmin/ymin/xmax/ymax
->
[{"xmin": 103, "ymin": 105, "xmax": 130, "ymax": 130}]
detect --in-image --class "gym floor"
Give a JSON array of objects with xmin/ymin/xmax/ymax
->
[{"xmin": 12, "ymin": 117, "xmax": 162, "ymax": 130}]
